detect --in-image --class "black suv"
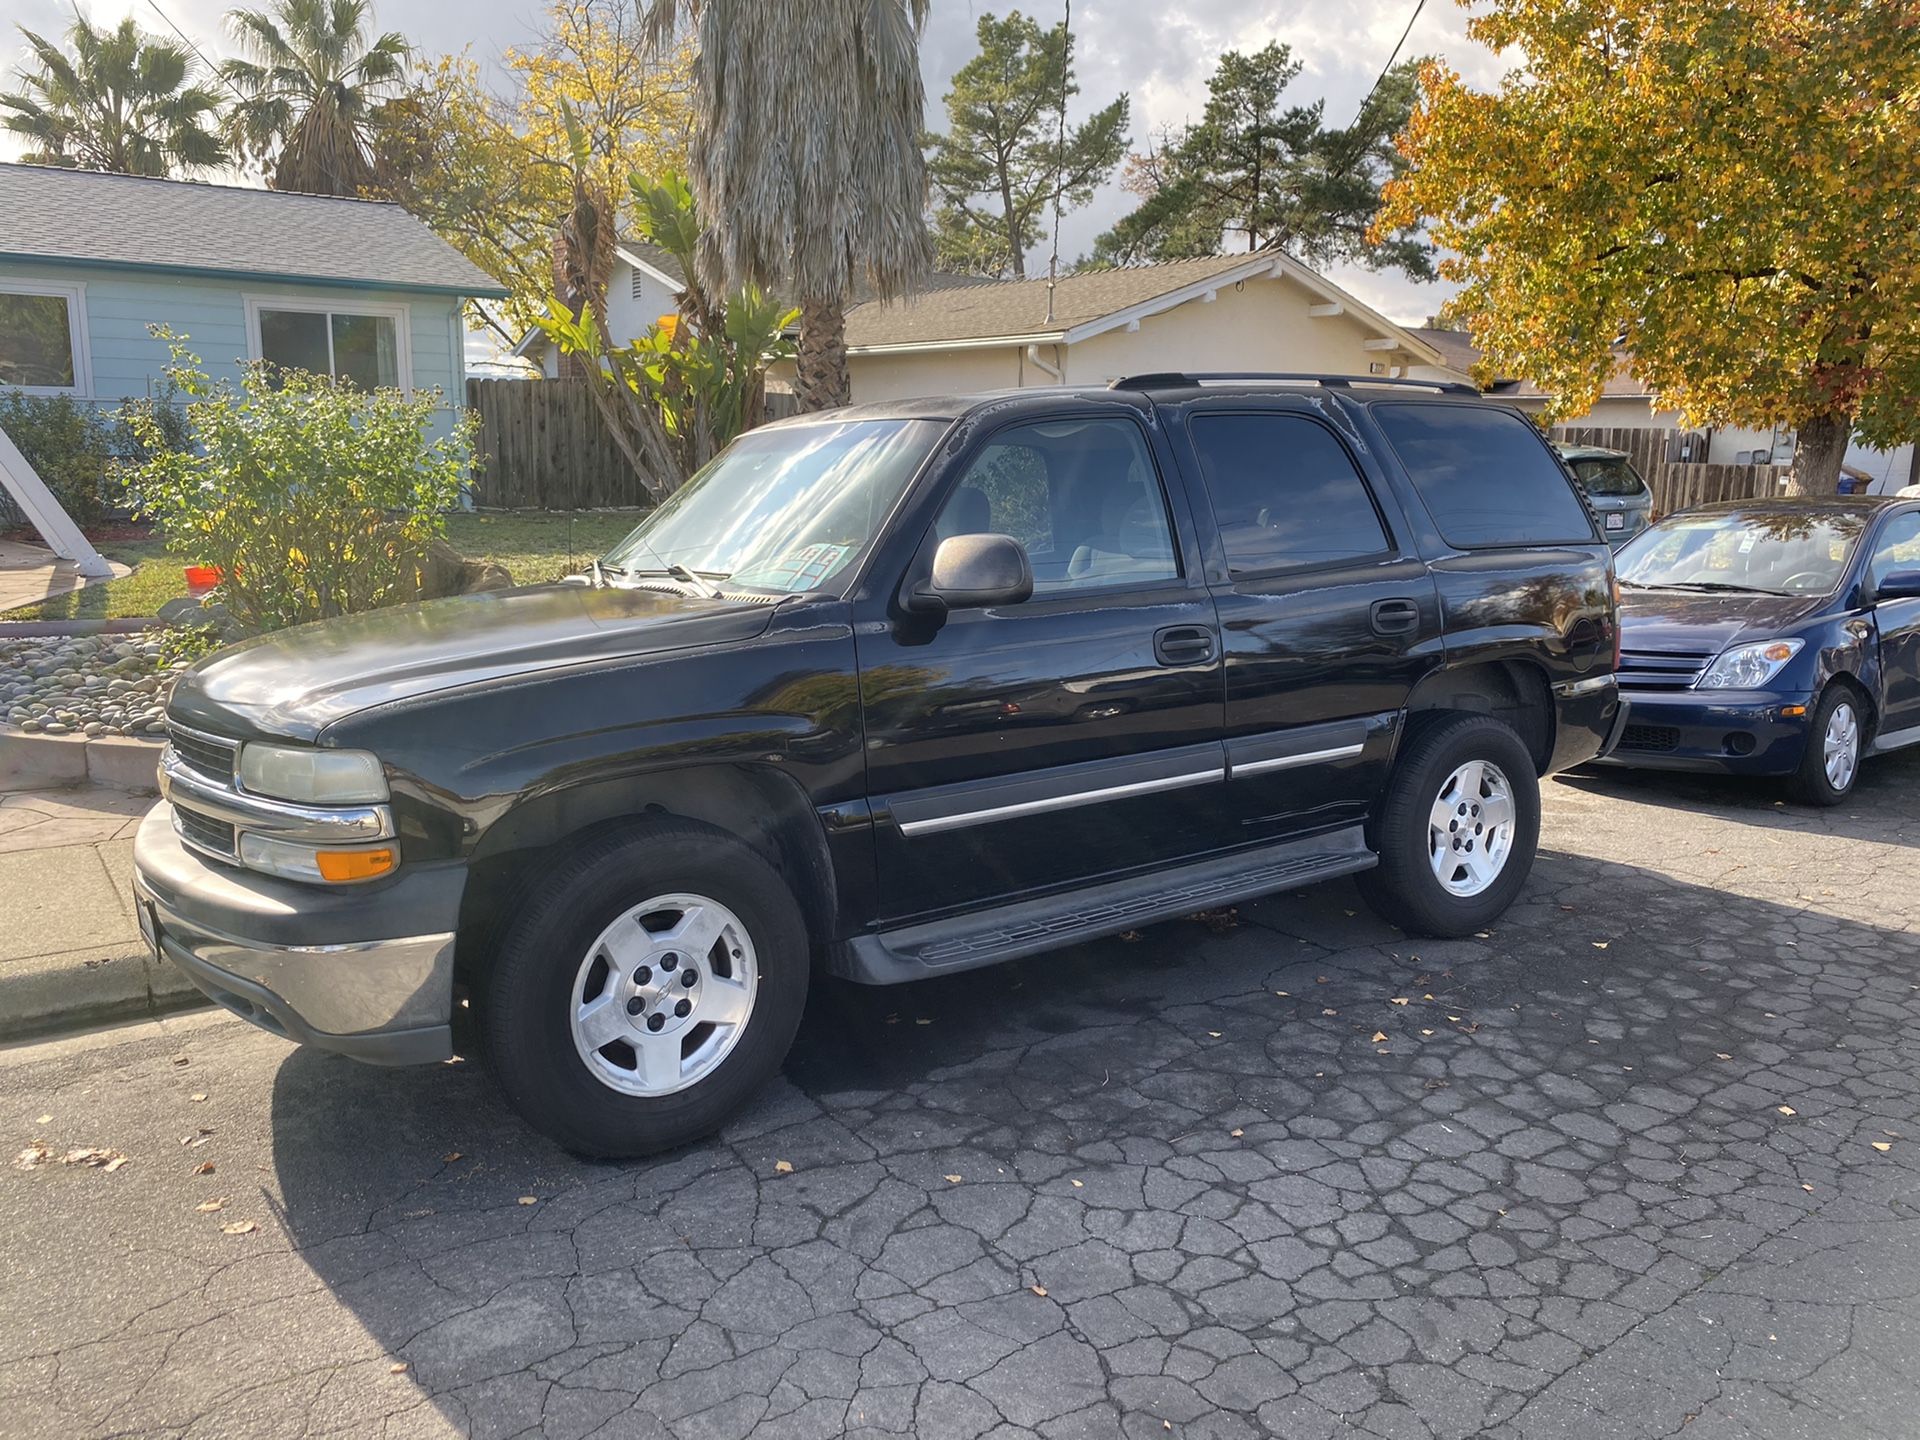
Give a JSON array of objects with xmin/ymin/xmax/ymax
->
[{"xmin": 133, "ymin": 375, "xmax": 1624, "ymax": 1156}]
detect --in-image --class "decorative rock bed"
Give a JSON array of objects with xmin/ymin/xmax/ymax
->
[{"xmin": 1, "ymin": 634, "xmax": 179, "ymax": 738}]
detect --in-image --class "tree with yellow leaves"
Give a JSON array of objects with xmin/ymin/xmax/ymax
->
[
  {"xmin": 1378, "ymin": 0, "xmax": 1920, "ymax": 494},
  {"xmin": 373, "ymin": 0, "xmax": 691, "ymax": 343}
]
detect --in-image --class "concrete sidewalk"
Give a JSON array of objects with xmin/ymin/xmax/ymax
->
[{"xmin": 0, "ymin": 788, "xmax": 203, "ymax": 1040}]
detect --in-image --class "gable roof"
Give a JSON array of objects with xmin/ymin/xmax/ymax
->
[
  {"xmin": 1408, "ymin": 327, "xmax": 1658, "ymax": 400},
  {"xmin": 846, "ymin": 252, "xmax": 1443, "ymax": 364},
  {"xmin": 0, "ymin": 163, "xmax": 506, "ymax": 298}
]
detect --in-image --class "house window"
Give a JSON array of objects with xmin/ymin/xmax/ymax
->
[
  {"xmin": 249, "ymin": 300, "xmax": 405, "ymax": 390},
  {"xmin": 0, "ymin": 285, "xmax": 86, "ymax": 394}
]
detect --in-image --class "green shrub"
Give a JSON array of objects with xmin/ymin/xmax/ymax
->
[
  {"xmin": 0, "ymin": 391, "xmax": 114, "ymax": 530},
  {"xmin": 121, "ymin": 333, "xmax": 478, "ymax": 634}
]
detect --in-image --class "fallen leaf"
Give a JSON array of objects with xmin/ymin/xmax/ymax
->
[
  {"xmin": 1273, "ymin": 990, "xmax": 1289, "ymax": 997},
  {"xmin": 773, "ymin": 1161, "xmax": 793, "ymax": 1175},
  {"xmin": 192, "ymin": 1161, "xmax": 215, "ymax": 1176},
  {"xmin": 517, "ymin": 1195, "xmax": 538, "ymax": 1205},
  {"xmin": 1030, "ymin": 1285, "xmax": 1048, "ymax": 1297},
  {"xmin": 196, "ymin": 1199, "xmax": 226, "ymax": 1213},
  {"xmin": 1321, "ymin": 1008, "xmax": 1339, "ymax": 1017},
  {"xmin": 914, "ymin": 1018, "xmax": 932, "ymax": 1026},
  {"xmin": 1370, "ymin": 1031, "xmax": 1388, "ymax": 1043},
  {"xmin": 189, "ymin": 1094, "xmax": 208, "ymax": 1104},
  {"xmin": 1423, "ymin": 993, "xmax": 1436, "ymax": 1001},
  {"xmin": 1474, "ymin": 931, "xmax": 1492, "ymax": 939},
  {"xmin": 1777, "ymin": 1106, "xmax": 1797, "ymax": 1116},
  {"xmin": 104, "ymin": 1156, "xmax": 129, "ymax": 1172},
  {"xmin": 14, "ymin": 1142, "xmax": 53, "ymax": 1169},
  {"xmin": 441, "ymin": 1152, "xmax": 462, "ymax": 1164},
  {"xmin": 61, "ymin": 1147, "xmax": 125, "ymax": 1168},
  {"xmin": 944, "ymin": 1174, "xmax": 963, "ymax": 1184},
  {"xmin": 1421, "ymin": 1028, "xmax": 1435, "ymax": 1037},
  {"xmin": 1715, "ymin": 1053, "xmax": 1733, "ymax": 1061},
  {"xmin": 34, "ymin": 1115, "xmax": 51, "ymax": 1125},
  {"xmin": 1592, "ymin": 942, "xmax": 1609, "ymax": 950},
  {"xmin": 1316, "ymin": 976, "xmax": 1330, "ymax": 984},
  {"xmin": 1206, "ymin": 1030, "xmax": 1222, "ymax": 1038},
  {"xmin": 1447, "ymin": 1015, "xmax": 1462, "ymax": 1022},
  {"xmin": 1389, "ymin": 997, "xmax": 1410, "ymax": 1006},
  {"xmin": 1872, "ymin": 1141, "xmax": 1893, "ymax": 1152},
  {"xmin": 221, "ymin": 1220, "xmax": 256, "ymax": 1235},
  {"xmin": 1801, "ymin": 1184, "xmax": 1814, "ymax": 1192},
  {"xmin": 389, "ymin": 1362, "xmax": 409, "ymax": 1374},
  {"xmin": 1070, "ymin": 1178, "xmax": 1084, "ymax": 1188}
]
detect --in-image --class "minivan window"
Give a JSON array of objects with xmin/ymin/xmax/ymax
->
[
  {"xmin": 1188, "ymin": 413, "xmax": 1391, "ymax": 574},
  {"xmin": 1376, "ymin": 404, "xmax": 1596, "ymax": 548},
  {"xmin": 1566, "ymin": 455, "xmax": 1648, "ymax": 498},
  {"xmin": 933, "ymin": 416, "xmax": 1179, "ymax": 592}
]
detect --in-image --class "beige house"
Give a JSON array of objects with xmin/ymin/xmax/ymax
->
[{"xmin": 838, "ymin": 253, "xmax": 1454, "ymax": 403}]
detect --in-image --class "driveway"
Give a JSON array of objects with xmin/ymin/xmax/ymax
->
[{"xmin": 3, "ymin": 753, "xmax": 1918, "ymax": 1439}]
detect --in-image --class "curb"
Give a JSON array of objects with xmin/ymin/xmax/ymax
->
[
  {"xmin": 0, "ymin": 942, "xmax": 209, "ymax": 1044},
  {"xmin": 0, "ymin": 617, "xmax": 165, "ymax": 638},
  {"xmin": 0, "ymin": 731, "xmax": 163, "ymax": 794}
]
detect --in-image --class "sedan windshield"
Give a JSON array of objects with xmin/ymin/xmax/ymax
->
[
  {"xmin": 1567, "ymin": 456, "xmax": 1646, "ymax": 498},
  {"xmin": 1615, "ymin": 510, "xmax": 1868, "ymax": 595},
  {"xmin": 602, "ymin": 418, "xmax": 946, "ymax": 594}
]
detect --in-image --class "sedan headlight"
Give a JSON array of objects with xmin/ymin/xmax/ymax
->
[
  {"xmin": 1697, "ymin": 639, "xmax": 1803, "ymax": 690},
  {"xmin": 239, "ymin": 743, "xmax": 388, "ymax": 804}
]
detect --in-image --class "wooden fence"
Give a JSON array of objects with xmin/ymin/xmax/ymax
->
[
  {"xmin": 1550, "ymin": 425, "xmax": 1792, "ymax": 516},
  {"xmin": 466, "ymin": 380, "xmax": 803, "ymax": 510}
]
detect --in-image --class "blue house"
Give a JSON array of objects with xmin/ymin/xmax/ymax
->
[{"xmin": 0, "ymin": 162, "xmax": 505, "ymax": 438}]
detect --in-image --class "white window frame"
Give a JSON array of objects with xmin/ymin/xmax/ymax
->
[
  {"xmin": 0, "ymin": 279, "xmax": 91, "ymax": 398},
  {"xmin": 243, "ymin": 294, "xmax": 412, "ymax": 394}
]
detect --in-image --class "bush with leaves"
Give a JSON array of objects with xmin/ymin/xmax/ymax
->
[
  {"xmin": 121, "ymin": 334, "xmax": 478, "ymax": 633},
  {"xmin": 0, "ymin": 391, "xmax": 116, "ymax": 531}
]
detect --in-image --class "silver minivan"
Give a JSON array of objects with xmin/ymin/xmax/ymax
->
[{"xmin": 1555, "ymin": 444, "xmax": 1654, "ymax": 547}]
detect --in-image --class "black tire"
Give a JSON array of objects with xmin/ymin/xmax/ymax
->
[
  {"xmin": 480, "ymin": 818, "xmax": 809, "ymax": 1158},
  {"xmin": 1357, "ymin": 712, "xmax": 1542, "ymax": 937},
  {"xmin": 1785, "ymin": 684, "xmax": 1864, "ymax": 807}
]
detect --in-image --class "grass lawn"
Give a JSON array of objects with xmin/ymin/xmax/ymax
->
[{"xmin": 7, "ymin": 511, "xmax": 647, "ymax": 622}]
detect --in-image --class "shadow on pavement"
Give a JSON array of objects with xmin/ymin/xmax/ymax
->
[
  {"xmin": 1556, "ymin": 741, "xmax": 1920, "ymax": 847},
  {"xmin": 267, "ymin": 848, "xmax": 1920, "ymax": 1439}
]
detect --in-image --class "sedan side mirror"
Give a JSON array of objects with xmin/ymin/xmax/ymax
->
[
  {"xmin": 1875, "ymin": 569, "xmax": 1920, "ymax": 602},
  {"xmin": 910, "ymin": 533, "xmax": 1034, "ymax": 614}
]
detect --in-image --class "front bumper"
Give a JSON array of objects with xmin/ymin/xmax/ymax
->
[
  {"xmin": 131, "ymin": 804, "xmax": 466, "ymax": 1065},
  {"xmin": 1591, "ymin": 689, "xmax": 1813, "ymax": 775}
]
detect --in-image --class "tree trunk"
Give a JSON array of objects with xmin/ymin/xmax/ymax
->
[
  {"xmin": 1906, "ymin": 441, "xmax": 1920, "ymax": 491},
  {"xmin": 795, "ymin": 299, "xmax": 851, "ymax": 412},
  {"xmin": 1787, "ymin": 412, "xmax": 1850, "ymax": 497}
]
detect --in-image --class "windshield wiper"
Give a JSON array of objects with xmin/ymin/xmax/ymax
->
[
  {"xmin": 1653, "ymin": 581, "xmax": 1788, "ymax": 595},
  {"xmin": 608, "ymin": 562, "xmax": 724, "ymax": 600}
]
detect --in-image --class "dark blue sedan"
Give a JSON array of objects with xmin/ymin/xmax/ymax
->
[{"xmin": 1598, "ymin": 497, "xmax": 1920, "ymax": 803}]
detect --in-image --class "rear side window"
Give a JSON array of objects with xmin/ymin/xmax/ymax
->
[
  {"xmin": 1375, "ymin": 404, "xmax": 1596, "ymax": 548},
  {"xmin": 1188, "ymin": 413, "xmax": 1391, "ymax": 574}
]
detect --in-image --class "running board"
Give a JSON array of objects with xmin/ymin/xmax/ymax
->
[{"xmin": 830, "ymin": 826, "xmax": 1376, "ymax": 984}]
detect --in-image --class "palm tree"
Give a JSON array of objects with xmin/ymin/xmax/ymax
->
[
  {"xmin": 221, "ymin": 0, "xmax": 408, "ymax": 196},
  {"xmin": 642, "ymin": 0, "xmax": 931, "ymax": 410},
  {"xmin": 1, "ymin": 16, "xmax": 227, "ymax": 177}
]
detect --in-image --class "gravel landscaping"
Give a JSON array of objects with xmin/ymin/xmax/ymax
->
[{"xmin": 0, "ymin": 633, "xmax": 177, "ymax": 738}]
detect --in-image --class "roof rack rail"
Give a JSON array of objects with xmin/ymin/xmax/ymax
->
[{"xmin": 1107, "ymin": 372, "xmax": 1483, "ymax": 397}]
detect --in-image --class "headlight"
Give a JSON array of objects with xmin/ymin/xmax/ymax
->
[
  {"xmin": 239, "ymin": 743, "xmax": 387, "ymax": 804},
  {"xmin": 238, "ymin": 834, "xmax": 398, "ymax": 884},
  {"xmin": 1698, "ymin": 639, "xmax": 1803, "ymax": 689}
]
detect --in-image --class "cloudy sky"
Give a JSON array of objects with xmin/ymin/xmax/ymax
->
[{"xmin": 1, "ymin": 0, "xmax": 1511, "ymax": 325}]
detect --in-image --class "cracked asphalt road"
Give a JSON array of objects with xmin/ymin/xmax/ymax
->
[{"xmin": 4, "ymin": 754, "xmax": 1920, "ymax": 1440}]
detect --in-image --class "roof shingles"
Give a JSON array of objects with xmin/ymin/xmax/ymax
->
[{"xmin": 0, "ymin": 163, "xmax": 505, "ymax": 297}]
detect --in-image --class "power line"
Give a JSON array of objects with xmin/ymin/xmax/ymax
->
[
  {"xmin": 1331, "ymin": 0, "xmax": 1427, "ymax": 177},
  {"xmin": 147, "ymin": 0, "xmax": 250, "ymax": 107}
]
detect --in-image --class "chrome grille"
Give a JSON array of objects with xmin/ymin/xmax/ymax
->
[
  {"xmin": 1616, "ymin": 649, "xmax": 1715, "ymax": 691},
  {"xmin": 173, "ymin": 805, "xmax": 238, "ymax": 859},
  {"xmin": 167, "ymin": 723, "xmax": 238, "ymax": 782}
]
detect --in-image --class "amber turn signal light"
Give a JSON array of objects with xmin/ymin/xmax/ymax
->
[{"xmin": 315, "ymin": 847, "xmax": 397, "ymax": 883}]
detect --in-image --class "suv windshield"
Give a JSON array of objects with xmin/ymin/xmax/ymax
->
[
  {"xmin": 1567, "ymin": 455, "xmax": 1646, "ymax": 498},
  {"xmin": 1616, "ymin": 509, "xmax": 1868, "ymax": 595},
  {"xmin": 602, "ymin": 418, "xmax": 946, "ymax": 594}
]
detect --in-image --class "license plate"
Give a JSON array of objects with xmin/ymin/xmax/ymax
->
[
  {"xmin": 137, "ymin": 898, "xmax": 159, "ymax": 959},
  {"xmin": 1605, "ymin": 512, "xmax": 1625, "ymax": 530}
]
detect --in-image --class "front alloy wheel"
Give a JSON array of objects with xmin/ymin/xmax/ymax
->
[
  {"xmin": 483, "ymin": 820, "xmax": 809, "ymax": 1157},
  {"xmin": 1788, "ymin": 686, "xmax": 1864, "ymax": 806}
]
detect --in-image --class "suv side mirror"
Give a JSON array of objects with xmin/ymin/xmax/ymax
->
[
  {"xmin": 1875, "ymin": 569, "xmax": 1920, "ymax": 602},
  {"xmin": 910, "ymin": 533, "xmax": 1034, "ymax": 613}
]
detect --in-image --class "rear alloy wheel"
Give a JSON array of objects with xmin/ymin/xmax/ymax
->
[
  {"xmin": 1359, "ymin": 713, "xmax": 1541, "ymax": 937},
  {"xmin": 1787, "ymin": 685, "xmax": 1862, "ymax": 806},
  {"xmin": 482, "ymin": 820, "xmax": 808, "ymax": 1158}
]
